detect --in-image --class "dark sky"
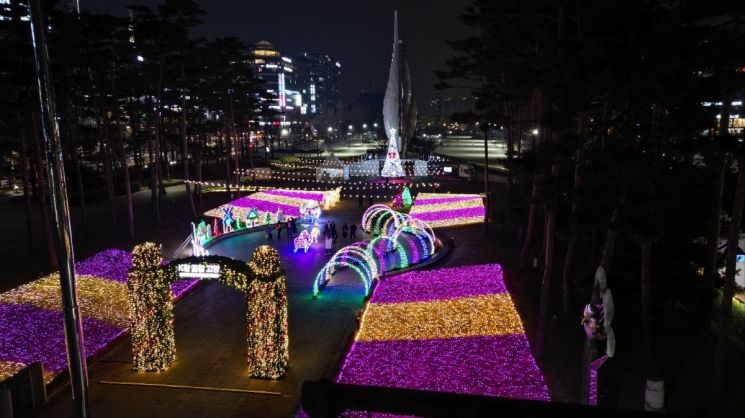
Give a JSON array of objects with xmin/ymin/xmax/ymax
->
[{"xmin": 82, "ymin": 0, "xmax": 473, "ymax": 109}]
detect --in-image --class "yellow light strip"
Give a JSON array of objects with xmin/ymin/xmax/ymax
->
[
  {"xmin": 356, "ymin": 293, "xmax": 525, "ymax": 342},
  {"xmin": 0, "ymin": 275, "xmax": 129, "ymax": 327}
]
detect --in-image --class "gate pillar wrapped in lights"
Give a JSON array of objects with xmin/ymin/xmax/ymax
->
[{"xmin": 127, "ymin": 243, "xmax": 288, "ymax": 378}]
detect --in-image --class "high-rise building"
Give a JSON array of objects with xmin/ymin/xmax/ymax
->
[
  {"xmin": 293, "ymin": 52, "xmax": 341, "ymax": 118},
  {"xmin": 248, "ymin": 40, "xmax": 302, "ymax": 119}
]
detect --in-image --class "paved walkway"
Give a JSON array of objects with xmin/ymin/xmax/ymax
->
[{"xmin": 37, "ymin": 200, "xmax": 413, "ymax": 417}]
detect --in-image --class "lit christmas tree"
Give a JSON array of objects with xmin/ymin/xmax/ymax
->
[
  {"xmin": 381, "ymin": 129, "xmax": 405, "ymax": 178},
  {"xmin": 401, "ymin": 186, "xmax": 412, "ymax": 208}
]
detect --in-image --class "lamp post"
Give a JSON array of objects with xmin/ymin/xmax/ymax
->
[
  {"xmin": 29, "ymin": 0, "xmax": 90, "ymax": 416},
  {"xmin": 482, "ymin": 122, "xmax": 490, "ymax": 234},
  {"xmin": 348, "ymin": 124, "xmax": 353, "ymax": 149}
]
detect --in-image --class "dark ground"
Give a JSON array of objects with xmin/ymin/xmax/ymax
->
[{"xmin": 1, "ymin": 162, "xmax": 740, "ymax": 416}]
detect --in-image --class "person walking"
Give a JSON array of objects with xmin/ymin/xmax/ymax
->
[
  {"xmin": 358, "ymin": 194, "xmax": 364, "ymax": 208},
  {"xmin": 350, "ymin": 222, "xmax": 357, "ymax": 240},
  {"xmin": 276, "ymin": 221, "xmax": 282, "ymax": 239},
  {"xmin": 342, "ymin": 223, "xmax": 349, "ymax": 240},
  {"xmin": 265, "ymin": 224, "xmax": 273, "ymax": 243},
  {"xmin": 325, "ymin": 233, "xmax": 333, "ymax": 255},
  {"xmin": 331, "ymin": 222, "xmax": 338, "ymax": 245},
  {"xmin": 286, "ymin": 219, "xmax": 293, "ymax": 240},
  {"xmin": 292, "ymin": 217, "xmax": 298, "ymax": 236}
]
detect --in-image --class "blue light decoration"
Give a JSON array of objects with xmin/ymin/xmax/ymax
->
[{"xmin": 293, "ymin": 230, "xmax": 313, "ymax": 253}]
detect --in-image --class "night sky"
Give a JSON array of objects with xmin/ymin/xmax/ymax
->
[{"xmin": 83, "ymin": 0, "xmax": 474, "ymax": 110}]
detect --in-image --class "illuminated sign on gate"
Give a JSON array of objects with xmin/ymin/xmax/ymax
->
[{"xmin": 177, "ymin": 263, "xmax": 221, "ymax": 279}]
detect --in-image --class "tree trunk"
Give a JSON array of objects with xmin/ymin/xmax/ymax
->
[
  {"xmin": 712, "ymin": 154, "xmax": 745, "ymax": 410},
  {"xmin": 601, "ymin": 190, "xmax": 626, "ymax": 273},
  {"xmin": 641, "ymin": 239, "xmax": 652, "ymax": 361},
  {"xmin": 28, "ymin": 113, "xmax": 57, "ymax": 269},
  {"xmin": 706, "ymin": 157, "xmax": 726, "ymax": 289},
  {"xmin": 195, "ymin": 146, "xmax": 203, "ymax": 212},
  {"xmin": 562, "ymin": 150, "xmax": 583, "ymax": 314},
  {"xmin": 536, "ymin": 202, "xmax": 556, "ymax": 360},
  {"xmin": 153, "ymin": 69, "xmax": 164, "ymax": 225},
  {"xmin": 150, "ymin": 120, "xmax": 162, "ymax": 226},
  {"xmin": 19, "ymin": 112, "xmax": 34, "ymax": 250},
  {"xmin": 66, "ymin": 108, "xmax": 88, "ymax": 234},
  {"xmin": 180, "ymin": 64, "xmax": 196, "ymax": 217},
  {"xmin": 520, "ymin": 175, "xmax": 540, "ymax": 271},
  {"xmin": 229, "ymin": 98, "xmax": 240, "ymax": 192},
  {"xmin": 113, "ymin": 107, "xmax": 135, "ymax": 240},
  {"xmin": 100, "ymin": 116, "xmax": 117, "ymax": 223}
]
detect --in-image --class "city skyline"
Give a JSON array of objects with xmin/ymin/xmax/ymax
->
[{"xmin": 83, "ymin": 0, "xmax": 473, "ymax": 108}]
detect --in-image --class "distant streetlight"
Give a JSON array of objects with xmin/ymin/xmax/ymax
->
[
  {"xmin": 532, "ymin": 128, "xmax": 539, "ymax": 136},
  {"xmin": 327, "ymin": 126, "xmax": 333, "ymax": 132},
  {"xmin": 348, "ymin": 124, "xmax": 353, "ymax": 130},
  {"xmin": 373, "ymin": 123, "xmax": 378, "ymax": 128},
  {"xmin": 362, "ymin": 123, "xmax": 368, "ymax": 129},
  {"xmin": 281, "ymin": 128, "xmax": 289, "ymax": 137},
  {"xmin": 136, "ymin": 55, "xmax": 144, "ymax": 62}
]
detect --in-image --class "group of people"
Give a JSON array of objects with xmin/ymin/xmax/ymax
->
[
  {"xmin": 323, "ymin": 221, "xmax": 358, "ymax": 255},
  {"xmin": 262, "ymin": 216, "xmax": 362, "ymax": 256},
  {"xmin": 265, "ymin": 217, "xmax": 299, "ymax": 243}
]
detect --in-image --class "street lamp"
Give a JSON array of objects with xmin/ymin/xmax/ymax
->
[{"xmin": 362, "ymin": 123, "xmax": 368, "ymax": 129}]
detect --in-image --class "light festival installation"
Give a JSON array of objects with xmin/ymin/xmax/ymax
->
[
  {"xmin": 0, "ymin": 249, "xmax": 198, "ymax": 383},
  {"xmin": 312, "ymin": 246, "xmax": 379, "ymax": 298},
  {"xmin": 127, "ymin": 244, "xmax": 288, "ymax": 378},
  {"xmin": 293, "ymin": 230, "xmax": 313, "ymax": 253},
  {"xmin": 204, "ymin": 188, "xmax": 340, "ymax": 226},
  {"xmin": 335, "ymin": 264, "xmax": 551, "ymax": 401},
  {"xmin": 409, "ymin": 192, "xmax": 486, "ymax": 228},
  {"xmin": 362, "ymin": 204, "xmax": 405, "ymax": 236},
  {"xmin": 381, "ymin": 131, "xmax": 405, "ymax": 178},
  {"xmin": 314, "ymin": 210, "xmax": 437, "ymax": 298},
  {"xmin": 191, "ymin": 221, "xmax": 211, "ymax": 257},
  {"xmin": 221, "ymin": 206, "xmax": 235, "ymax": 233}
]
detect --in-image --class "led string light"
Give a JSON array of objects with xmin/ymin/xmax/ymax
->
[
  {"xmin": 128, "ymin": 243, "xmax": 288, "ymax": 378},
  {"xmin": 409, "ymin": 193, "xmax": 486, "ymax": 228},
  {"xmin": 335, "ymin": 264, "xmax": 551, "ymax": 401},
  {"xmin": 0, "ymin": 248, "xmax": 200, "ymax": 384},
  {"xmin": 245, "ymin": 246, "xmax": 288, "ymax": 379}
]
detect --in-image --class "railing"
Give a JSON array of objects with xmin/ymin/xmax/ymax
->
[
  {"xmin": 300, "ymin": 380, "xmax": 691, "ymax": 418},
  {"xmin": 0, "ymin": 362, "xmax": 46, "ymax": 417}
]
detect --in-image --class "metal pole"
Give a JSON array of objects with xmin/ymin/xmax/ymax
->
[
  {"xmin": 484, "ymin": 127, "xmax": 489, "ymax": 233},
  {"xmin": 28, "ymin": 1, "xmax": 90, "ymax": 417}
]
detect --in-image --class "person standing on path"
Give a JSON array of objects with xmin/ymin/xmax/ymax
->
[
  {"xmin": 265, "ymin": 225, "xmax": 273, "ymax": 243},
  {"xmin": 292, "ymin": 217, "xmax": 298, "ymax": 236},
  {"xmin": 276, "ymin": 221, "xmax": 282, "ymax": 239},
  {"xmin": 350, "ymin": 222, "xmax": 357, "ymax": 240},
  {"xmin": 342, "ymin": 223, "xmax": 349, "ymax": 240},
  {"xmin": 331, "ymin": 222, "xmax": 338, "ymax": 245},
  {"xmin": 325, "ymin": 234, "xmax": 333, "ymax": 255},
  {"xmin": 286, "ymin": 219, "xmax": 293, "ymax": 240}
]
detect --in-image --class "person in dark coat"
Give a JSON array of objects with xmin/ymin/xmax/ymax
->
[
  {"xmin": 265, "ymin": 225, "xmax": 273, "ymax": 243},
  {"xmin": 286, "ymin": 219, "xmax": 293, "ymax": 239},
  {"xmin": 350, "ymin": 222, "xmax": 357, "ymax": 240},
  {"xmin": 292, "ymin": 217, "xmax": 298, "ymax": 235},
  {"xmin": 331, "ymin": 221, "xmax": 338, "ymax": 244},
  {"xmin": 342, "ymin": 223, "xmax": 349, "ymax": 239},
  {"xmin": 358, "ymin": 194, "xmax": 364, "ymax": 208},
  {"xmin": 276, "ymin": 221, "xmax": 282, "ymax": 239}
]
